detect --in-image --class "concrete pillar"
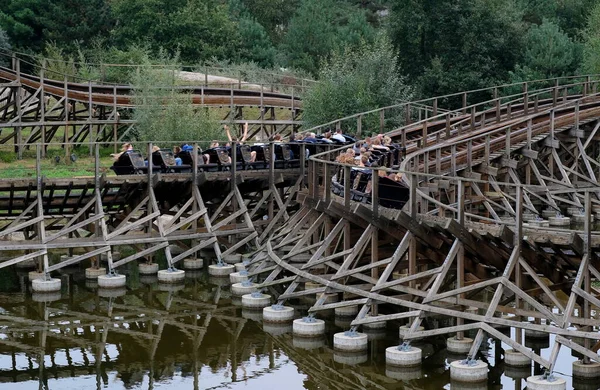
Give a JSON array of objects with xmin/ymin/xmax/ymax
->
[
  {"xmin": 573, "ymin": 360, "xmax": 600, "ymax": 379},
  {"xmin": 85, "ymin": 267, "xmax": 106, "ymax": 279},
  {"xmin": 208, "ymin": 264, "xmax": 235, "ymax": 276},
  {"xmin": 183, "ymin": 258, "xmax": 203, "ymax": 269},
  {"xmin": 293, "ymin": 318, "xmax": 325, "ymax": 337},
  {"xmin": 241, "ymin": 292, "xmax": 271, "ymax": 309},
  {"xmin": 157, "ymin": 269, "xmax": 185, "ymax": 283},
  {"xmin": 98, "ymin": 274, "xmax": 126, "ymax": 288},
  {"xmin": 505, "ymin": 349, "xmax": 532, "ymax": 367},
  {"xmin": 231, "ymin": 282, "xmax": 257, "ymax": 296},
  {"xmin": 450, "ymin": 360, "xmax": 488, "ymax": 382},
  {"xmin": 447, "ymin": 337, "xmax": 474, "ymax": 354},
  {"xmin": 386, "ymin": 346, "xmax": 422, "ymax": 367},
  {"xmin": 139, "ymin": 263, "xmax": 159, "ymax": 274},
  {"xmin": 333, "ymin": 331, "xmax": 368, "ymax": 352},
  {"xmin": 526, "ymin": 375, "xmax": 566, "ymax": 390},
  {"xmin": 263, "ymin": 305, "xmax": 294, "ymax": 322}
]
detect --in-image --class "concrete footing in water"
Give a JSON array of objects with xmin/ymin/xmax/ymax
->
[
  {"xmin": 241, "ymin": 293, "xmax": 271, "ymax": 309},
  {"xmin": 573, "ymin": 360, "xmax": 600, "ymax": 378},
  {"xmin": 98, "ymin": 274, "xmax": 126, "ymax": 288},
  {"xmin": 399, "ymin": 325, "xmax": 424, "ymax": 338},
  {"xmin": 293, "ymin": 318, "xmax": 325, "ymax": 337},
  {"xmin": 385, "ymin": 346, "xmax": 422, "ymax": 367},
  {"xmin": 157, "ymin": 269, "xmax": 185, "ymax": 283},
  {"xmin": 526, "ymin": 375, "xmax": 566, "ymax": 390},
  {"xmin": 263, "ymin": 305, "xmax": 294, "ymax": 322},
  {"xmin": 235, "ymin": 263, "xmax": 246, "ymax": 272},
  {"xmin": 361, "ymin": 314, "xmax": 386, "ymax": 330},
  {"xmin": 222, "ymin": 254, "xmax": 242, "ymax": 264},
  {"xmin": 334, "ymin": 305, "xmax": 358, "ymax": 317},
  {"xmin": 85, "ymin": 267, "xmax": 106, "ymax": 279},
  {"xmin": 447, "ymin": 337, "xmax": 474, "ymax": 354},
  {"xmin": 504, "ymin": 349, "xmax": 531, "ymax": 367},
  {"xmin": 230, "ymin": 271, "xmax": 248, "ymax": 283},
  {"xmin": 183, "ymin": 258, "xmax": 203, "ymax": 269},
  {"xmin": 31, "ymin": 278, "xmax": 61, "ymax": 292},
  {"xmin": 208, "ymin": 264, "xmax": 235, "ymax": 277},
  {"xmin": 139, "ymin": 263, "xmax": 159, "ymax": 274},
  {"xmin": 450, "ymin": 360, "xmax": 488, "ymax": 382},
  {"xmin": 28, "ymin": 271, "xmax": 45, "ymax": 281},
  {"xmin": 333, "ymin": 331, "xmax": 368, "ymax": 352},
  {"xmin": 231, "ymin": 282, "xmax": 257, "ymax": 296}
]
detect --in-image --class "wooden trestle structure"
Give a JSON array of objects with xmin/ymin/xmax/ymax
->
[
  {"xmin": 3, "ymin": 72, "xmax": 600, "ymax": 379},
  {"xmin": 0, "ymin": 55, "xmax": 304, "ymax": 158},
  {"xmin": 239, "ymin": 76, "xmax": 600, "ymax": 376}
]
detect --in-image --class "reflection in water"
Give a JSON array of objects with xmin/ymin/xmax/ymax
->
[{"xmin": 0, "ymin": 266, "xmax": 580, "ymax": 389}]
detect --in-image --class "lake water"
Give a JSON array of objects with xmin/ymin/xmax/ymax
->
[{"xmin": 0, "ymin": 264, "xmax": 589, "ymax": 390}]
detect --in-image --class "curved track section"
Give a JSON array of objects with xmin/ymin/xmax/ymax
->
[
  {"xmin": 0, "ymin": 59, "xmax": 303, "ymax": 149},
  {"xmin": 245, "ymin": 76, "xmax": 600, "ymax": 376}
]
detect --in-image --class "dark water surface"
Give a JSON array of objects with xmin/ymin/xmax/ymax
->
[{"xmin": 0, "ymin": 264, "xmax": 585, "ymax": 390}]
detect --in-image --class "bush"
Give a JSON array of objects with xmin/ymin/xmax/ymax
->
[
  {"xmin": 131, "ymin": 53, "xmax": 222, "ymax": 146},
  {"xmin": 302, "ymin": 33, "xmax": 413, "ymax": 132}
]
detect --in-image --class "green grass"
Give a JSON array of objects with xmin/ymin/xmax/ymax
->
[{"xmin": 0, "ymin": 147, "xmax": 115, "ymax": 179}]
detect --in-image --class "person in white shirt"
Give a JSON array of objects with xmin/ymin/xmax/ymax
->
[{"xmin": 332, "ymin": 128, "xmax": 346, "ymax": 143}]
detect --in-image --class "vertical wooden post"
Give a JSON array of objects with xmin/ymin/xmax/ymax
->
[
  {"xmin": 433, "ymin": 98, "xmax": 438, "ymax": 116},
  {"xmin": 40, "ymin": 60, "xmax": 46, "ymax": 157},
  {"xmin": 583, "ymin": 191, "xmax": 592, "ymax": 362},
  {"xmin": 494, "ymin": 87, "xmax": 501, "ymax": 123},
  {"xmin": 323, "ymin": 159, "xmax": 331, "ymax": 201},
  {"xmin": 113, "ymin": 85, "xmax": 118, "ymax": 154},
  {"xmin": 357, "ymin": 115, "xmax": 362, "ymax": 138},
  {"xmin": 514, "ymin": 185, "xmax": 523, "ymax": 345},
  {"xmin": 343, "ymin": 166, "xmax": 351, "ymax": 209},
  {"xmin": 456, "ymin": 179, "xmax": 465, "ymax": 339},
  {"xmin": 63, "ymin": 75, "xmax": 70, "ymax": 163},
  {"xmin": 523, "ymin": 82, "xmax": 529, "ymax": 115},
  {"xmin": 15, "ymin": 58, "xmax": 22, "ymax": 159},
  {"xmin": 445, "ymin": 113, "xmax": 451, "ymax": 138},
  {"xmin": 268, "ymin": 141, "xmax": 275, "ymax": 220},
  {"xmin": 88, "ymin": 80, "xmax": 94, "ymax": 156},
  {"xmin": 462, "ymin": 92, "xmax": 467, "ymax": 114},
  {"xmin": 372, "ymin": 168, "xmax": 379, "ymax": 220},
  {"xmin": 422, "ymin": 120, "xmax": 428, "ymax": 147}
]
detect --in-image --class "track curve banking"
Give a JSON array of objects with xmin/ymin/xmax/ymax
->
[
  {"xmin": 0, "ymin": 67, "xmax": 302, "ymax": 109},
  {"xmin": 245, "ymin": 75, "xmax": 600, "ymax": 380}
]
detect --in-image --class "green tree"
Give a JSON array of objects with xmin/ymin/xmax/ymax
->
[
  {"xmin": 240, "ymin": 0, "xmax": 300, "ymax": 42},
  {"xmin": 280, "ymin": 0, "xmax": 376, "ymax": 75},
  {"xmin": 0, "ymin": 0, "xmax": 46, "ymax": 52},
  {"xmin": 111, "ymin": 0, "xmax": 241, "ymax": 64},
  {"xmin": 302, "ymin": 34, "xmax": 412, "ymax": 130},
  {"xmin": 0, "ymin": 0, "xmax": 112, "ymax": 53},
  {"xmin": 514, "ymin": 19, "xmax": 581, "ymax": 79},
  {"xmin": 582, "ymin": 2, "xmax": 600, "ymax": 74},
  {"xmin": 228, "ymin": 0, "xmax": 276, "ymax": 66},
  {"xmin": 389, "ymin": 0, "xmax": 525, "ymax": 97},
  {"xmin": 0, "ymin": 28, "xmax": 11, "ymax": 66},
  {"xmin": 517, "ymin": 0, "xmax": 596, "ymax": 39},
  {"xmin": 131, "ymin": 55, "xmax": 221, "ymax": 144}
]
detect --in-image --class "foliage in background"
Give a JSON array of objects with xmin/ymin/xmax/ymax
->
[
  {"xmin": 110, "ymin": 0, "xmax": 241, "ymax": 64},
  {"xmin": 0, "ymin": 28, "xmax": 11, "ymax": 67},
  {"xmin": 510, "ymin": 19, "xmax": 581, "ymax": 82},
  {"xmin": 582, "ymin": 2, "xmax": 600, "ymax": 75},
  {"xmin": 131, "ymin": 53, "xmax": 222, "ymax": 146},
  {"xmin": 302, "ymin": 34, "xmax": 412, "ymax": 132},
  {"xmin": 280, "ymin": 0, "xmax": 376, "ymax": 76},
  {"xmin": 389, "ymin": 0, "xmax": 525, "ymax": 99}
]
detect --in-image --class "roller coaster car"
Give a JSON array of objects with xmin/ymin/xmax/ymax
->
[
  {"xmin": 152, "ymin": 151, "xmax": 191, "ymax": 173},
  {"xmin": 176, "ymin": 150, "xmax": 220, "ymax": 172},
  {"xmin": 274, "ymin": 144, "xmax": 298, "ymax": 168},
  {"xmin": 203, "ymin": 147, "xmax": 234, "ymax": 171},
  {"xmin": 238, "ymin": 144, "xmax": 259, "ymax": 169},
  {"xmin": 250, "ymin": 145, "xmax": 271, "ymax": 169},
  {"xmin": 111, "ymin": 150, "xmax": 154, "ymax": 175},
  {"xmin": 378, "ymin": 177, "xmax": 409, "ymax": 209}
]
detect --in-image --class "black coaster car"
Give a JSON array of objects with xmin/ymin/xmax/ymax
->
[
  {"xmin": 152, "ymin": 150, "xmax": 191, "ymax": 173},
  {"xmin": 110, "ymin": 151, "xmax": 153, "ymax": 175}
]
